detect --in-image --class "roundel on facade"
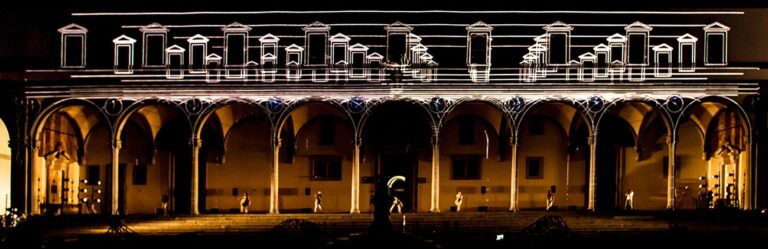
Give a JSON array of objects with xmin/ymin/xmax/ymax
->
[
  {"xmin": 665, "ymin": 95, "xmax": 684, "ymax": 113},
  {"xmin": 509, "ymin": 96, "xmax": 525, "ymax": 112},
  {"xmin": 347, "ymin": 97, "xmax": 366, "ymax": 114},
  {"xmin": 429, "ymin": 97, "xmax": 447, "ymax": 113},
  {"xmin": 104, "ymin": 98, "xmax": 123, "ymax": 116},
  {"xmin": 587, "ymin": 96, "xmax": 604, "ymax": 113},
  {"xmin": 267, "ymin": 98, "xmax": 284, "ymax": 113},
  {"xmin": 185, "ymin": 98, "xmax": 203, "ymax": 115}
]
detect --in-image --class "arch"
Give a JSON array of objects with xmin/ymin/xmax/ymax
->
[
  {"xmin": 31, "ymin": 98, "xmax": 110, "ymax": 147},
  {"xmin": 115, "ymin": 99, "xmax": 192, "ymax": 146},
  {"xmin": 193, "ymin": 98, "xmax": 263, "ymax": 141},
  {"xmin": 680, "ymin": 95, "xmax": 751, "ymax": 144},
  {"xmin": 443, "ymin": 99, "xmax": 508, "ymax": 137},
  {"xmin": 358, "ymin": 98, "xmax": 436, "ymax": 139},
  {"xmin": 278, "ymin": 99, "xmax": 352, "ymax": 141},
  {"xmin": 0, "ymin": 118, "xmax": 11, "ymax": 211},
  {"xmin": 524, "ymin": 99, "xmax": 593, "ymax": 137}
]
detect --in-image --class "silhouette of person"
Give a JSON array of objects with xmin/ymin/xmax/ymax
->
[
  {"xmin": 240, "ymin": 193, "xmax": 250, "ymax": 214},
  {"xmin": 454, "ymin": 191, "xmax": 464, "ymax": 212},
  {"xmin": 162, "ymin": 194, "xmax": 170, "ymax": 215},
  {"xmin": 546, "ymin": 190, "xmax": 555, "ymax": 211},
  {"xmin": 390, "ymin": 196, "xmax": 403, "ymax": 214},
  {"xmin": 625, "ymin": 190, "xmax": 635, "ymax": 210},
  {"xmin": 314, "ymin": 191, "xmax": 323, "ymax": 213}
]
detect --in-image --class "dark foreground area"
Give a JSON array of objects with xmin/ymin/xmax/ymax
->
[{"xmin": 2, "ymin": 211, "xmax": 767, "ymax": 249}]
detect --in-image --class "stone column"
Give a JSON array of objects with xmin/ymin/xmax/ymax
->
[
  {"xmin": 587, "ymin": 134, "xmax": 597, "ymax": 211},
  {"xmin": 269, "ymin": 137, "xmax": 281, "ymax": 214},
  {"xmin": 111, "ymin": 139, "xmax": 121, "ymax": 215},
  {"xmin": 509, "ymin": 136, "xmax": 519, "ymax": 212},
  {"xmin": 28, "ymin": 141, "xmax": 40, "ymax": 215},
  {"xmin": 430, "ymin": 133, "xmax": 440, "ymax": 212},
  {"xmin": 191, "ymin": 138, "xmax": 202, "ymax": 215},
  {"xmin": 666, "ymin": 135, "xmax": 677, "ymax": 210},
  {"xmin": 350, "ymin": 138, "xmax": 361, "ymax": 213}
]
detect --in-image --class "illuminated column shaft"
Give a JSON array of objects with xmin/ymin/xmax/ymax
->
[
  {"xmin": 430, "ymin": 133, "xmax": 440, "ymax": 212},
  {"xmin": 111, "ymin": 140, "xmax": 121, "ymax": 215},
  {"xmin": 191, "ymin": 138, "xmax": 201, "ymax": 215},
  {"xmin": 269, "ymin": 138, "xmax": 281, "ymax": 214},
  {"xmin": 29, "ymin": 142, "xmax": 40, "ymax": 215},
  {"xmin": 350, "ymin": 139, "xmax": 361, "ymax": 213},
  {"xmin": 509, "ymin": 136, "xmax": 519, "ymax": 212},
  {"xmin": 587, "ymin": 134, "xmax": 597, "ymax": 211},
  {"xmin": 666, "ymin": 136, "xmax": 677, "ymax": 210}
]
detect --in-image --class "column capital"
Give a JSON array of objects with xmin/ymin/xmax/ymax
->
[
  {"xmin": 666, "ymin": 135, "xmax": 678, "ymax": 144},
  {"xmin": 272, "ymin": 137, "xmax": 282, "ymax": 149},
  {"xmin": 191, "ymin": 137, "xmax": 203, "ymax": 149},
  {"xmin": 353, "ymin": 135, "xmax": 363, "ymax": 147},
  {"xmin": 28, "ymin": 139, "xmax": 40, "ymax": 150},
  {"xmin": 587, "ymin": 135, "xmax": 596, "ymax": 145},
  {"xmin": 509, "ymin": 135, "xmax": 518, "ymax": 146},
  {"xmin": 111, "ymin": 139, "xmax": 122, "ymax": 150}
]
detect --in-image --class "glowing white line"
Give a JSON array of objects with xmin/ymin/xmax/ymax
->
[
  {"xmin": 123, "ymin": 23, "xmax": 717, "ymax": 29},
  {"xmin": 76, "ymin": 10, "xmax": 744, "ymax": 16}
]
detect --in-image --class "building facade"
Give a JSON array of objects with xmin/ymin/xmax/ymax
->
[{"xmin": 0, "ymin": 9, "xmax": 766, "ymax": 215}]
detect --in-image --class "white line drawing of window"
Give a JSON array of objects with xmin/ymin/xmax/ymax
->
[
  {"xmin": 385, "ymin": 21, "xmax": 413, "ymax": 66},
  {"xmin": 330, "ymin": 33, "xmax": 350, "ymax": 75},
  {"xmin": 187, "ymin": 34, "xmax": 209, "ymax": 74},
  {"xmin": 304, "ymin": 21, "xmax": 330, "ymax": 83},
  {"xmin": 522, "ymin": 53, "xmax": 538, "ymax": 82},
  {"xmin": 410, "ymin": 44, "xmax": 429, "ymax": 79},
  {"xmin": 653, "ymin": 43, "xmax": 673, "ymax": 78},
  {"xmin": 112, "ymin": 35, "xmax": 136, "ymax": 74},
  {"xmin": 367, "ymin": 52, "xmax": 384, "ymax": 82},
  {"xmin": 593, "ymin": 43, "xmax": 610, "ymax": 78},
  {"xmin": 165, "ymin": 44, "xmax": 185, "ymax": 79},
  {"xmin": 566, "ymin": 60, "xmax": 582, "ymax": 82},
  {"xmin": 349, "ymin": 43, "xmax": 369, "ymax": 79},
  {"xmin": 520, "ymin": 60, "xmax": 534, "ymax": 82},
  {"xmin": 703, "ymin": 22, "xmax": 729, "ymax": 66},
  {"xmin": 205, "ymin": 53, "xmax": 222, "ymax": 83},
  {"xmin": 607, "ymin": 33, "xmax": 627, "ymax": 65},
  {"xmin": 223, "ymin": 22, "xmax": 251, "ymax": 79},
  {"xmin": 543, "ymin": 21, "xmax": 572, "ymax": 66},
  {"xmin": 303, "ymin": 21, "xmax": 330, "ymax": 66},
  {"xmin": 578, "ymin": 52, "xmax": 597, "ymax": 82},
  {"xmin": 246, "ymin": 60, "xmax": 259, "ymax": 82},
  {"xmin": 422, "ymin": 59, "xmax": 438, "ymax": 83},
  {"xmin": 259, "ymin": 34, "xmax": 280, "ymax": 65},
  {"xmin": 334, "ymin": 60, "xmax": 348, "ymax": 81},
  {"xmin": 528, "ymin": 43, "xmax": 547, "ymax": 78},
  {"xmin": 676, "ymin": 33, "xmax": 698, "ymax": 72},
  {"xmin": 532, "ymin": 34, "xmax": 554, "ymax": 73},
  {"xmin": 285, "ymin": 44, "xmax": 304, "ymax": 80},
  {"xmin": 58, "ymin": 23, "xmax": 87, "ymax": 68},
  {"xmin": 261, "ymin": 53, "xmax": 277, "ymax": 83},
  {"xmin": 625, "ymin": 21, "xmax": 652, "ymax": 66},
  {"xmin": 410, "ymin": 44, "xmax": 428, "ymax": 65},
  {"xmin": 466, "ymin": 21, "xmax": 493, "ymax": 83},
  {"xmin": 416, "ymin": 52, "xmax": 434, "ymax": 80},
  {"xmin": 610, "ymin": 60, "xmax": 625, "ymax": 82},
  {"xmin": 140, "ymin": 23, "xmax": 168, "ymax": 68},
  {"xmin": 286, "ymin": 61, "xmax": 301, "ymax": 81}
]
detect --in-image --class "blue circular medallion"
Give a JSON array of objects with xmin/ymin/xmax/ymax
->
[
  {"xmin": 588, "ymin": 96, "xmax": 604, "ymax": 113},
  {"xmin": 347, "ymin": 97, "xmax": 366, "ymax": 114},
  {"xmin": 430, "ymin": 97, "xmax": 447, "ymax": 113},
  {"xmin": 267, "ymin": 98, "xmax": 283, "ymax": 113},
  {"xmin": 666, "ymin": 96, "xmax": 684, "ymax": 113}
]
